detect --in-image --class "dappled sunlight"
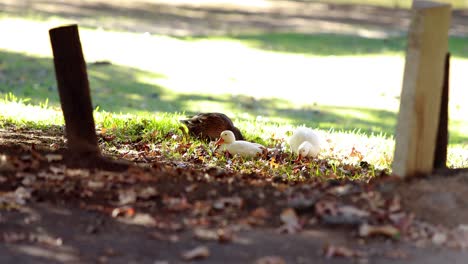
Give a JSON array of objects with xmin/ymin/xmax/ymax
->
[
  {"xmin": 11, "ymin": 244, "xmax": 80, "ymax": 263},
  {"xmin": 0, "ymin": 14, "xmax": 466, "ymax": 166},
  {"xmin": 0, "ymin": 101, "xmax": 63, "ymax": 125},
  {"xmin": 1, "ymin": 17, "xmax": 467, "ymax": 119}
]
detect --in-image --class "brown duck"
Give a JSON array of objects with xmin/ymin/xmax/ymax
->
[{"xmin": 181, "ymin": 113, "xmax": 244, "ymax": 141}]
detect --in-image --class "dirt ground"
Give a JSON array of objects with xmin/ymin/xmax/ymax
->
[
  {"xmin": 1, "ymin": 127, "xmax": 468, "ymax": 263},
  {"xmin": 3, "ymin": 0, "xmax": 468, "ymax": 37}
]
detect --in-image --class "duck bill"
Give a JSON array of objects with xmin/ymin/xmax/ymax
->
[{"xmin": 215, "ymin": 138, "xmax": 224, "ymax": 146}]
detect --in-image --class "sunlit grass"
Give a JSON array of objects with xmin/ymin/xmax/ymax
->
[
  {"xmin": 0, "ymin": 16, "xmax": 467, "ymax": 172},
  {"xmin": 1, "ymin": 98, "xmax": 466, "ymax": 171}
]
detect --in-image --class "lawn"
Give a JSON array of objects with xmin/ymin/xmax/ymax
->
[{"xmin": 0, "ymin": 12, "xmax": 467, "ymax": 171}]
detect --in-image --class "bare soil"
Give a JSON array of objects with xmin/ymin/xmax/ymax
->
[
  {"xmin": 1, "ymin": 126, "xmax": 468, "ymax": 263},
  {"xmin": 4, "ymin": 0, "xmax": 468, "ymax": 37}
]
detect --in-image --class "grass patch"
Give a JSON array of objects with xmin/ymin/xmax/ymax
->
[
  {"xmin": 0, "ymin": 17, "xmax": 467, "ymax": 173},
  {"xmin": 186, "ymin": 33, "xmax": 468, "ymax": 59}
]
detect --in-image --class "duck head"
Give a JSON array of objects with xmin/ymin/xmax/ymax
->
[
  {"xmin": 295, "ymin": 141, "xmax": 320, "ymax": 162},
  {"xmin": 215, "ymin": 130, "xmax": 236, "ymax": 146}
]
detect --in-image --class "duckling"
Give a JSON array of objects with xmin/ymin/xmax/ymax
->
[
  {"xmin": 181, "ymin": 113, "xmax": 244, "ymax": 141},
  {"xmin": 289, "ymin": 127, "xmax": 321, "ymax": 162},
  {"xmin": 215, "ymin": 130, "xmax": 265, "ymax": 158}
]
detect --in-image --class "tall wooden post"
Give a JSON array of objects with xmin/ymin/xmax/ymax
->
[
  {"xmin": 49, "ymin": 24, "xmax": 100, "ymax": 157},
  {"xmin": 392, "ymin": 1, "xmax": 451, "ymax": 177},
  {"xmin": 49, "ymin": 25, "xmax": 129, "ymax": 171}
]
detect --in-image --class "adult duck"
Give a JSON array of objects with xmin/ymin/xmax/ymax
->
[
  {"xmin": 215, "ymin": 130, "xmax": 265, "ymax": 158},
  {"xmin": 288, "ymin": 127, "xmax": 321, "ymax": 161},
  {"xmin": 181, "ymin": 113, "xmax": 244, "ymax": 141}
]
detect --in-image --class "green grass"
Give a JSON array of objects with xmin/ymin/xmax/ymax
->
[
  {"xmin": 183, "ymin": 33, "xmax": 468, "ymax": 59},
  {"xmin": 0, "ymin": 16, "xmax": 467, "ymax": 172}
]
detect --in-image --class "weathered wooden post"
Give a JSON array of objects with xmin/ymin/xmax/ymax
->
[
  {"xmin": 392, "ymin": 1, "xmax": 451, "ymax": 177},
  {"xmin": 49, "ymin": 24, "xmax": 127, "ymax": 170},
  {"xmin": 50, "ymin": 24, "xmax": 100, "ymax": 157}
]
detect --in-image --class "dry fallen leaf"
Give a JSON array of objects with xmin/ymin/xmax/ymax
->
[
  {"xmin": 118, "ymin": 189, "xmax": 137, "ymax": 205},
  {"xmin": 163, "ymin": 196, "xmax": 192, "ymax": 211},
  {"xmin": 193, "ymin": 228, "xmax": 218, "ymax": 241},
  {"xmin": 14, "ymin": 187, "xmax": 32, "ymax": 205},
  {"xmin": 193, "ymin": 228, "xmax": 233, "ymax": 243},
  {"xmin": 324, "ymin": 205, "xmax": 370, "ymax": 225},
  {"xmin": 323, "ymin": 244, "xmax": 366, "ymax": 259},
  {"xmin": 212, "ymin": 197, "xmax": 243, "ymax": 210},
  {"xmin": 118, "ymin": 213, "xmax": 156, "ymax": 227},
  {"xmin": 137, "ymin": 186, "xmax": 158, "ymax": 199},
  {"xmin": 384, "ymin": 249, "xmax": 409, "ymax": 260},
  {"xmin": 66, "ymin": 168, "xmax": 90, "ymax": 177},
  {"xmin": 0, "ymin": 154, "xmax": 14, "ymax": 172},
  {"xmin": 359, "ymin": 223, "xmax": 400, "ymax": 238},
  {"xmin": 111, "ymin": 206, "xmax": 135, "ymax": 218},
  {"xmin": 350, "ymin": 146, "xmax": 364, "ymax": 161},
  {"xmin": 432, "ymin": 232, "xmax": 448, "ymax": 245},
  {"xmin": 149, "ymin": 231, "xmax": 179, "ymax": 243},
  {"xmin": 181, "ymin": 246, "xmax": 210, "ymax": 261},
  {"xmin": 315, "ymin": 200, "xmax": 338, "ymax": 217},
  {"xmin": 45, "ymin": 154, "xmax": 63, "ymax": 162},
  {"xmin": 250, "ymin": 207, "xmax": 270, "ymax": 219},
  {"xmin": 279, "ymin": 208, "xmax": 301, "ymax": 234},
  {"xmin": 88, "ymin": 180, "xmax": 105, "ymax": 190}
]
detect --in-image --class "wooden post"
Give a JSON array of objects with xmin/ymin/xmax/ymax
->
[
  {"xmin": 49, "ymin": 25, "xmax": 100, "ymax": 157},
  {"xmin": 433, "ymin": 53, "xmax": 450, "ymax": 169},
  {"xmin": 49, "ymin": 25, "xmax": 129, "ymax": 171},
  {"xmin": 392, "ymin": 1, "xmax": 451, "ymax": 177}
]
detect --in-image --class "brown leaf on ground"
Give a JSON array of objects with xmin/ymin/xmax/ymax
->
[
  {"xmin": 279, "ymin": 208, "xmax": 301, "ymax": 234},
  {"xmin": 45, "ymin": 153, "xmax": 63, "ymax": 162},
  {"xmin": 323, "ymin": 244, "xmax": 366, "ymax": 258},
  {"xmin": 180, "ymin": 245, "xmax": 210, "ymax": 261},
  {"xmin": 163, "ymin": 196, "xmax": 192, "ymax": 211},
  {"xmin": 384, "ymin": 249, "xmax": 410, "ymax": 260},
  {"xmin": 149, "ymin": 231, "xmax": 179, "ymax": 243},
  {"xmin": 118, "ymin": 189, "xmax": 137, "ymax": 205},
  {"xmin": 315, "ymin": 199, "xmax": 338, "ymax": 217},
  {"xmin": 111, "ymin": 206, "xmax": 135, "ymax": 218},
  {"xmin": 250, "ymin": 207, "xmax": 270, "ymax": 219},
  {"xmin": 137, "ymin": 186, "xmax": 158, "ymax": 199},
  {"xmin": 212, "ymin": 197, "xmax": 243, "ymax": 210},
  {"xmin": 0, "ymin": 154, "xmax": 15, "ymax": 172},
  {"xmin": 350, "ymin": 146, "xmax": 364, "ymax": 161},
  {"xmin": 359, "ymin": 223, "xmax": 400, "ymax": 238},
  {"xmin": 193, "ymin": 228, "xmax": 233, "ymax": 243}
]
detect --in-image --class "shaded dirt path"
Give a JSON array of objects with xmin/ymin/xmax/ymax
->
[
  {"xmin": 3, "ymin": 202, "xmax": 468, "ymax": 264},
  {"xmin": 1, "ymin": 127, "xmax": 468, "ymax": 263},
  {"xmin": 2, "ymin": 0, "xmax": 468, "ymax": 37}
]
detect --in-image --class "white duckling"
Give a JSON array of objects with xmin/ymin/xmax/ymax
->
[
  {"xmin": 288, "ymin": 127, "xmax": 321, "ymax": 162},
  {"xmin": 215, "ymin": 130, "xmax": 266, "ymax": 158}
]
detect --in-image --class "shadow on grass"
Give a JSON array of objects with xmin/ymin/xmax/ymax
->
[
  {"xmin": 2, "ymin": 0, "xmax": 468, "ymax": 55},
  {"xmin": 184, "ymin": 33, "xmax": 468, "ymax": 58},
  {"xmin": 1, "ymin": 50, "xmax": 466, "ymax": 144}
]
